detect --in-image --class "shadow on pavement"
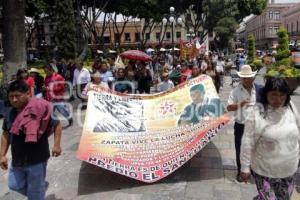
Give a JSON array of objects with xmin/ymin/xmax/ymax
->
[
  {"xmin": 46, "ymin": 194, "xmax": 64, "ymax": 200},
  {"xmin": 77, "ymin": 142, "xmax": 223, "ymax": 195}
]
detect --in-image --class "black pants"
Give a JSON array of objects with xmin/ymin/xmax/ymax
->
[
  {"xmin": 76, "ymin": 84, "xmax": 87, "ymax": 102},
  {"xmin": 234, "ymin": 122, "xmax": 245, "ymax": 175}
]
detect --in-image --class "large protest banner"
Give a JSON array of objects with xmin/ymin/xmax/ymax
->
[{"xmin": 77, "ymin": 75, "xmax": 230, "ymax": 183}]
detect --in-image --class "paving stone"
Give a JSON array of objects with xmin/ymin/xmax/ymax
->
[
  {"xmin": 222, "ymin": 158, "xmax": 237, "ymax": 170},
  {"xmin": 200, "ymin": 148, "xmax": 221, "ymax": 158},
  {"xmin": 185, "ymin": 182, "xmax": 214, "ymax": 199},
  {"xmin": 239, "ymin": 184, "xmax": 257, "ymax": 200},
  {"xmin": 212, "ymin": 184, "xmax": 241, "ymax": 200},
  {"xmin": 212, "ymin": 141, "xmax": 232, "ymax": 149},
  {"xmin": 219, "ymin": 149, "xmax": 236, "ymax": 160}
]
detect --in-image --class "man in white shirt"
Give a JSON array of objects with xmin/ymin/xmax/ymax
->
[
  {"xmin": 227, "ymin": 65, "xmax": 258, "ymax": 182},
  {"xmin": 157, "ymin": 72, "xmax": 174, "ymax": 92},
  {"xmin": 73, "ymin": 60, "xmax": 91, "ymax": 108},
  {"xmin": 100, "ymin": 62, "xmax": 114, "ymax": 84}
]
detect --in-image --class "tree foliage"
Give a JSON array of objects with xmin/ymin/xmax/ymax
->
[
  {"xmin": 54, "ymin": 0, "xmax": 77, "ymax": 59},
  {"xmin": 275, "ymin": 27, "xmax": 290, "ymax": 62},
  {"xmin": 237, "ymin": 0, "xmax": 268, "ymax": 22},
  {"xmin": 214, "ymin": 17, "xmax": 238, "ymax": 50},
  {"xmin": 247, "ymin": 34, "xmax": 256, "ymax": 64}
]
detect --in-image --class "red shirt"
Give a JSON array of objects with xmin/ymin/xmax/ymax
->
[
  {"xmin": 180, "ymin": 69, "xmax": 192, "ymax": 83},
  {"xmin": 26, "ymin": 77, "xmax": 35, "ymax": 97},
  {"xmin": 44, "ymin": 72, "xmax": 65, "ymax": 102}
]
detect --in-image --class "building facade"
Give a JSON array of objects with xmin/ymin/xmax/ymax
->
[
  {"xmin": 243, "ymin": 1, "xmax": 294, "ymax": 50},
  {"xmin": 282, "ymin": 3, "xmax": 300, "ymax": 46}
]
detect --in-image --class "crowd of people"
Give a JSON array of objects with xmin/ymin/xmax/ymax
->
[{"xmin": 0, "ymin": 49, "xmax": 299, "ymax": 200}]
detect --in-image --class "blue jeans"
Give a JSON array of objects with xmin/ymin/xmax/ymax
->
[
  {"xmin": 8, "ymin": 161, "xmax": 47, "ymax": 200},
  {"xmin": 53, "ymin": 101, "xmax": 71, "ymax": 119}
]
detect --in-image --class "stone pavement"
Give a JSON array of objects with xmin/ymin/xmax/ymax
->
[{"xmin": 0, "ymin": 72, "xmax": 300, "ymax": 200}]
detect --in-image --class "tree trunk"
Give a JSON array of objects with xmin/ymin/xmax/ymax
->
[{"xmin": 2, "ymin": 0, "xmax": 26, "ymax": 84}]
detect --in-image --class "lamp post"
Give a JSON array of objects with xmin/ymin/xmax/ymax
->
[
  {"xmin": 186, "ymin": 28, "xmax": 195, "ymax": 43},
  {"xmin": 162, "ymin": 7, "xmax": 182, "ymax": 68}
]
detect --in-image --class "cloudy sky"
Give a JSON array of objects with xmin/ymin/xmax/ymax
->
[{"xmin": 276, "ymin": 0, "xmax": 300, "ymax": 2}]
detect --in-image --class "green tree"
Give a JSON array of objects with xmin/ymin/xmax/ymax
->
[
  {"xmin": 237, "ymin": 0, "xmax": 268, "ymax": 22},
  {"xmin": 54, "ymin": 0, "xmax": 77, "ymax": 59},
  {"xmin": 247, "ymin": 34, "xmax": 256, "ymax": 64},
  {"xmin": 178, "ymin": 0, "xmax": 266, "ymax": 44},
  {"xmin": 214, "ymin": 17, "xmax": 238, "ymax": 50},
  {"xmin": 275, "ymin": 27, "xmax": 290, "ymax": 62}
]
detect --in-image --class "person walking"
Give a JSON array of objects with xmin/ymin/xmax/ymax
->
[
  {"xmin": 157, "ymin": 72, "xmax": 174, "ymax": 92},
  {"xmin": 81, "ymin": 70, "xmax": 109, "ymax": 98},
  {"xmin": 73, "ymin": 60, "xmax": 91, "ymax": 109},
  {"xmin": 44, "ymin": 63, "xmax": 73, "ymax": 127},
  {"xmin": 227, "ymin": 65, "xmax": 258, "ymax": 182},
  {"xmin": 29, "ymin": 68, "xmax": 44, "ymax": 98},
  {"xmin": 0, "ymin": 80, "xmax": 62, "ymax": 200},
  {"xmin": 240, "ymin": 77, "xmax": 300, "ymax": 199},
  {"xmin": 16, "ymin": 68, "xmax": 35, "ymax": 98},
  {"xmin": 202, "ymin": 61, "xmax": 221, "ymax": 93}
]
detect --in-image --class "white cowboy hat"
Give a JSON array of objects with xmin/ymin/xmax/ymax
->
[
  {"xmin": 237, "ymin": 65, "xmax": 257, "ymax": 78},
  {"xmin": 29, "ymin": 68, "xmax": 40, "ymax": 73}
]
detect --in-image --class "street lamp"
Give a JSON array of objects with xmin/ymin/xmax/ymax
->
[
  {"xmin": 162, "ymin": 6, "xmax": 182, "ymax": 68},
  {"xmin": 186, "ymin": 28, "xmax": 195, "ymax": 43}
]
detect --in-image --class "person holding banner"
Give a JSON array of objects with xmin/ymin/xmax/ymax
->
[
  {"xmin": 178, "ymin": 83, "xmax": 224, "ymax": 126},
  {"xmin": 179, "ymin": 61, "xmax": 192, "ymax": 84},
  {"xmin": 157, "ymin": 72, "xmax": 174, "ymax": 92},
  {"xmin": 188, "ymin": 65, "xmax": 201, "ymax": 80},
  {"xmin": 82, "ymin": 70, "xmax": 109, "ymax": 98},
  {"xmin": 240, "ymin": 77, "xmax": 300, "ymax": 199},
  {"xmin": 202, "ymin": 61, "xmax": 221, "ymax": 93}
]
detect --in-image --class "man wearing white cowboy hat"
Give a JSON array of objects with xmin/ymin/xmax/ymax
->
[{"xmin": 227, "ymin": 64, "xmax": 259, "ymax": 182}]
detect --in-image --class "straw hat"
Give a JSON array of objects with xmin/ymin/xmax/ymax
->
[
  {"xmin": 237, "ymin": 65, "xmax": 257, "ymax": 78},
  {"xmin": 29, "ymin": 68, "xmax": 40, "ymax": 73}
]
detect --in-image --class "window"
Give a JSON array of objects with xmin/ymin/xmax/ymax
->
[
  {"xmin": 269, "ymin": 26, "xmax": 273, "ymax": 35},
  {"xmin": 274, "ymin": 11, "xmax": 280, "ymax": 20},
  {"xmin": 286, "ymin": 24, "xmax": 289, "ymax": 32},
  {"xmin": 269, "ymin": 11, "xmax": 273, "ymax": 19},
  {"xmin": 115, "ymin": 33, "xmax": 120, "ymax": 41},
  {"xmin": 176, "ymin": 32, "xmax": 181, "ymax": 40},
  {"xmin": 145, "ymin": 33, "xmax": 150, "ymax": 40},
  {"xmin": 156, "ymin": 32, "xmax": 161, "ymax": 41},
  {"xmin": 49, "ymin": 25, "xmax": 54, "ymax": 31},
  {"xmin": 297, "ymin": 21, "xmax": 299, "ymax": 32},
  {"xmin": 274, "ymin": 26, "xmax": 279, "ymax": 34},
  {"xmin": 135, "ymin": 32, "xmax": 140, "ymax": 42},
  {"xmin": 104, "ymin": 36, "xmax": 110, "ymax": 43},
  {"xmin": 291, "ymin": 22, "xmax": 294, "ymax": 33},
  {"xmin": 124, "ymin": 33, "xmax": 130, "ymax": 41},
  {"xmin": 166, "ymin": 32, "xmax": 171, "ymax": 40}
]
